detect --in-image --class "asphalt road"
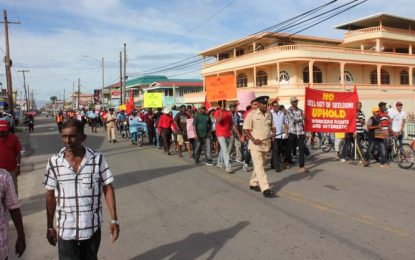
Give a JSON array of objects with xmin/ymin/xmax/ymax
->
[{"xmin": 8, "ymin": 117, "xmax": 415, "ymax": 260}]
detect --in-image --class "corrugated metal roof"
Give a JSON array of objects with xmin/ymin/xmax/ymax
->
[{"xmin": 335, "ymin": 13, "xmax": 415, "ymax": 30}]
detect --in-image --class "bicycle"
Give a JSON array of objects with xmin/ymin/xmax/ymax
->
[
  {"xmin": 398, "ymin": 138, "xmax": 415, "ymax": 169},
  {"xmin": 321, "ymin": 133, "xmax": 335, "ymax": 153}
]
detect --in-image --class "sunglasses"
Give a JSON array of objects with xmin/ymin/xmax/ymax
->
[{"xmin": 397, "ymin": 104, "xmax": 403, "ymax": 107}]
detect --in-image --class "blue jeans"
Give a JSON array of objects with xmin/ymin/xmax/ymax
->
[
  {"xmin": 217, "ymin": 137, "xmax": 230, "ymax": 169},
  {"xmin": 130, "ymin": 131, "xmax": 137, "ymax": 143}
]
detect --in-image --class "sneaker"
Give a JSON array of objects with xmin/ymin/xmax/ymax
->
[
  {"xmin": 205, "ymin": 162, "xmax": 214, "ymax": 166},
  {"xmin": 299, "ymin": 167, "xmax": 309, "ymax": 174},
  {"xmin": 225, "ymin": 167, "xmax": 233, "ymax": 174},
  {"xmin": 380, "ymin": 164, "xmax": 389, "ymax": 168},
  {"xmin": 242, "ymin": 163, "xmax": 249, "ymax": 172},
  {"xmin": 340, "ymin": 159, "xmax": 346, "ymax": 162},
  {"xmin": 216, "ymin": 164, "xmax": 224, "ymax": 169}
]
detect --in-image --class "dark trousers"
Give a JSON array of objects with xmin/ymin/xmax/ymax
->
[
  {"xmin": 288, "ymin": 134, "xmax": 305, "ymax": 167},
  {"xmin": 194, "ymin": 136, "xmax": 212, "ymax": 163},
  {"xmin": 340, "ymin": 133, "xmax": 354, "ymax": 160},
  {"xmin": 147, "ymin": 128, "xmax": 155, "ymax": 144},
  {"xmin": 57, "ymin": 122, "xmax": 63, "ymax": 133},
  {"xmin": 243, "ymin": 141, "xmax": 251, "ymax": 165},
  {"xmin": 271, "ymin": 139, "xmax": 283, "ymax": 171},
  {"xmin": 368, "ymin": 138, "xmax": 387, "ymax": 164},
  {"xmin": 58, "ymin": 228, "xmax": 101, "ymax": 260},
  {"xmin": 161, "ymin": 128, "xmax": 172, "ymax": 152}
]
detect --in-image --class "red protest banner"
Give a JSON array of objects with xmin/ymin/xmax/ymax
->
[{"xmin": 304, "ymin": 87, "xmax": 358, "ymax": 133}]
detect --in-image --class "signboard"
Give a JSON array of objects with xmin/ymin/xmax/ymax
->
[
  {"xmin": 143, "ymin": 92, "xmax": 163, "ymax": 108},
  {"xmin": 205, "ymin": 75, "xmax": 237, "ymax": 101},
  {"xmin": 237, "ymin": 91, "xmax": 255, "ymax": 111},
  {"xmin": 186, "ymin": 118, "xmax": 195, "ymax": 139},
  {"xmin": 111, "ymin": 91, "xmax": 121, "ymax": 99},
  {"xmin": 94, "ymin": 89, "xmax": 102, "ymax": 104},
  {"xmin": 304, "ymin": 87, "xmax": 358, "ymax": 133}
]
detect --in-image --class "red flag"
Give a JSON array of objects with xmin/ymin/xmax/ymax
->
[
  {"xmin": 204, "ymin": 94, "xmax": 211, "ymax": 110},
  {"xmin": 126, "ymin": 90, "xmax": 134, "ymax": 114}
]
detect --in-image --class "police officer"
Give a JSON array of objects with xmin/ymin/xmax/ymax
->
[{"xmin": 243, "ymin": 96, "xmax": 276, "ymax": 198}]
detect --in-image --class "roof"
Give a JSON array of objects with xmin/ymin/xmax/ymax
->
[
  {"xmin": 198, "ymin": 32, "xmax": 341, "ymax": 56},
  {"xmin": 126, "ymin": 75, "xmax": 168, "ymax": 87},
  {"xmin": 105, "ymin": 82, "xmax": 121, "ymax": 89},
  {"xmin": 335, "ymin": 13, "xmax": 415, "ymax": 30},
  {"xmin": 152, "ymin": 80, "xmax": 203, "ymax": 87}
]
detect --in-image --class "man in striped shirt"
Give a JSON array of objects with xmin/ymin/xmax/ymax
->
[{"xmin": 44, "ymin": 119, "xmax": 119, "ymax": 259}]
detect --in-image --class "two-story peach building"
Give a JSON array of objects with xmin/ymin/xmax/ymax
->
[{"xmin": 188, "ymin": 13, "xmax": 415, "ymax": 116}]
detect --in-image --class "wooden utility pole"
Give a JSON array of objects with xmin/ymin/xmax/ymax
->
[
  {"xmin": 1, "ymin": 9, "xmax": 20, "ymax": 116},
  {"xmin": 77, "ymin": 78, "xmax": 80, "ymax": 110},
  {"xmin": 17, "ymin": 69, "xmax": 29, "ymax": 111},
  {"xmin": 123, "ymin": 43, "xmax": 127, "ymax": 103},
  {"xmin": 119, "ymin": 51, "xmax": 122, "ymax": 105},
  {"xmin": 101, "ymin": 57, "xmax": 104, "ymax": 104},
  {"xmin": 63, "ymin": 88, "xmax": 66, "ymax": 110}
]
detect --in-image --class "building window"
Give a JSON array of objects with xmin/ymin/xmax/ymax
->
[
  {"xmin": 370, "ymin": 69, "xmax": 390, "ymax": 84},
  {"xmin": 400, "ymin": 70, "xmax": 409, "ymax": 85},
  {"xmin": 164, "ymin": 89, "xmax": 173, "ymax": 96},
  {"xmin": 236, "ymin": 49, "xmax": 244, "ymax": 56},
  {"xmin": 218, "ymin": 52, "xmax": 229, "ymax": 61},
  {"xmin": 256, "ymin": 71, "xmax": 267, "ymax": 86},
  {"xmin": 303, "ymin": 66, "xmax": 322, "ymax": 83},
  {"xmin": 278, "ymin": 71, "xmax": 290, "ymax": 84},
  {"xmin": 338, "ymin": 71, "xmax": 354, "ymax": 84},
  {"xmin": 255, "ymin": 43, "xmax": 264, "ymax": 51},
  {"xmin": 237, "ymin": 74, "xmax": 248, "ymax": 88}
]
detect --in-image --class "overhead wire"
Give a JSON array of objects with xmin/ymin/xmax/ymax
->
[{"xmin": 130, "ymin": 0, "xmax": 364, "ymax": 77}]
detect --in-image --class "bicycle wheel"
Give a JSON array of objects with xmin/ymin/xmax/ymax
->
[
  {"xmin": 321, "ymin": 136, "xmax": 332, "ymax": 153},
  {"xmin": 138, "ymin": 135, "xmax": 143, "ymax": 147},
  {"xmin": 398, "ymin": 143, "xmax": 414, "ymax": 169},
  {"xmin": 389, "ymin": 145, "xmax": 401, "ymax": 163}
]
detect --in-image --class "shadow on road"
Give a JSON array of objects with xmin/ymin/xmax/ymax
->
[{"xmin": 130, "ymin": 221, "xmax": 249, "ymax": 260}]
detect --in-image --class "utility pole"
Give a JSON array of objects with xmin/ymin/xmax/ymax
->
[
  {"xmin": 123, "ymin": 43, "xmax": 127, "ymax": 103},
  {"xmin": 17, "ymin": 69, "xmax": 29, "ymax": 111},
  {"xmin": 77, "ymin": 78, "xmax": 80, "ymax": 110},
  {"xmin": 101, "ymin": 57, "xmax": 104, "ymax": 105},
  {"xmin": 1, "ymin": 9, "xmax": 20, "ymax": 116},
  {"xmin": 119, "ymin": 51, "xmax": 122, "ymax": 105},
  {"xmin": 63, "ymin": 88, "xmax": 66, "ymax": 110}
]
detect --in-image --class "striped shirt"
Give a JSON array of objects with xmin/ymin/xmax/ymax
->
[
  {"xmin": 286, "ymin": 107, "xmax": 305, "ymax": 136},
  {"xmin": 0, "ymin": 169, "xmax": 20, "ymax": 260},
  {"xmin": 356, "ymin": 110, "xmax": 365, "ymax": 134},
  {"xmin": 379, "ymin": 112, "xmax": 390, "ymax": 131},
  {"xmin": 44, "ymin": 147, "xmax": 114, "ymax": 240}
]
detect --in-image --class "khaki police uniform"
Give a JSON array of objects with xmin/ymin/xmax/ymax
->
[
  {"xmin": 243, "ymin": 109, "xmax": 275, "ymax": 191},
  {"xmin": 106, "ymin": 113, "xmax": 116, "ymax": 142}
]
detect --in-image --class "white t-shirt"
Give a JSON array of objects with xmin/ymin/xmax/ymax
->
[{"xmin": 388, "ymin": 109, "xmax": 406, "ymax": 132}]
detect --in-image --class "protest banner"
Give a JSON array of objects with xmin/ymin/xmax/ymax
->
[
  {"xmin": 186, "ymin": 118, "xmax": 195, "ymax": 139},
  {"xmin": 205, "ymin": 75, "xmax": 237, "ymax": 101},
  {"xmin": 237, "ymin": 91, "xmax": 255, "ymax": 111},
  {"xmin": 304, "ymin": 87, "xmax": 358, "ymax": 133},
  {"xmin": 143, "ymin": 92, "xmax": 163, "ymax": 108}
]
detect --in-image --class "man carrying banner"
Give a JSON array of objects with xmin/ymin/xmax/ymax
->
[
  {"xmin": 287, "ymin": 97, "xmax": 309, "ymax": 174},
  {"xmin": 243, "ymin": 96, "xmax": 276, "ymax": 198}
]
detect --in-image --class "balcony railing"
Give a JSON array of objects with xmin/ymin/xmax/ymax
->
[
  {"xmin": 344, "ymin": 26, "xmax": 415, "ymax": 38},
  {"xmin": 202, "ymin": 43, "xmax": 413, "ymax": 69}
]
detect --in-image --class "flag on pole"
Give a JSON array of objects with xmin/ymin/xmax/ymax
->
[
  {"xmin": 126, "ymin": 90, "xmax": 134, "ymax": 114},
  {"xmin": 204, "ymin": 94, "xmax": 211, "ymax": 110}
]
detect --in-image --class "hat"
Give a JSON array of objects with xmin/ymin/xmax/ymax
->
[
  {"xmin": 0, "ymin": 120, "xmax": 8, "ymax": 131},
  {"xmin": 255, "ymin": 96, "xmax": 269, "ymax": 105},
  {"xmin": 372, "ymin": 106, "xmax": 379, "ymax": 112},
  {"xmin": 163, "ymin": 108, "xmax": 171, "ymax": 114},
  {"xmin": 396, "ymin": 101, "xmax": 403, "ymax": 106},
  {"xmin": 229, "ymin": 103, "xmax": 236, "ymax": 108},
  {"xmin": 378, "ymin": 102, "xmax": 387, "ymax": 107},
  {"xmin": 290, "ymin": 96, "xmax": 299, "ymax": 102},
  {"xmin": 109, "ymin": 107, "xmax": 114, "ymax": 111}
]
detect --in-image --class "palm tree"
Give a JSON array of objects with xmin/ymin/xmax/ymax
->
[{"xmin": 50, "ymin": 96, "xmax": 57, "ymax": 104}]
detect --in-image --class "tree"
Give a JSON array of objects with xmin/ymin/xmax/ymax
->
[{"xmin": 50, "ymin": 96, "xmax": 57, "ymax": 104}]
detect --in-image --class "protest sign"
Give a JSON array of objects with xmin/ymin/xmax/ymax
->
[
  {"xmin": 143, "ymin": 92, "xmax": 163, "ymax": 108},
  {"xmin": 304, "ymin": 87, "xmax": 358, "ymax": 133},
  {"xmin": 237, "ymin": 91, "xmax": 255, "ymax": 111},
  {"xmin": 205, "ymin": 75, "xmax": 237, "ymax": 101},
  {"xmin": 186, "ymin": 118, "xmax": 195, "ymax": 139}
]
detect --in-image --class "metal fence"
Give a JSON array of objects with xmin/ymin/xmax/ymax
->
[{"xmin": 406, "ymin": 122, "xmax": 415, "ymax": 138}]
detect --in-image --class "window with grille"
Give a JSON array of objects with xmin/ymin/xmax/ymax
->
[
  {"xmin": 303, "ymin": 66, "xmax": 322, "ymax": 83},
  {"xmin": 237, "ymin": 74, "xmax": 248, "ymax": 88},
  {"xmin": 256, "ymin": 71, "xmax": 267, "ymax": 86}
]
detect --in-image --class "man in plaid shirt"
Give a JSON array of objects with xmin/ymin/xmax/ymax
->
[
  {"xmin": 286, "ymin": 97, "xmax": 309, "ymax": 174},
  {"xmin": 44, "ymin": 119, "xmax": 119, "ymax": 260},
  {"xmin": 0, "ymin": 168, "xmax": 25, "ymax": 259}
]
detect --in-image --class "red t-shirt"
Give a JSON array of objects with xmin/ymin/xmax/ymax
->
[
  {"xmin": 214, "ymin": 110, "xmax": 232, "ymax": 138},
  {"xmin": 0, "ymin": 133, "xmax": 22, "ymax": 172}
]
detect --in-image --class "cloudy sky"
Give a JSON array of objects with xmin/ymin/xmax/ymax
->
[{"xmin": 0, "ymin": 0, "xmax": 414, "ymax": 101}]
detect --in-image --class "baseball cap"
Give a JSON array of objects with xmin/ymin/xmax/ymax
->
[
  {"xmin": 378, "ymin": 102, "xmax": 387, "ymax": 107},
  {"xmin": 372, "ymin": 106, "xmax": 379, "ymax": 112},
  {"xmin": 0, "ymin": 120, "xmax": 8, "ymax": 131},
  {"xmin": 290, "ymin": 97, "xmax": 299, "ymax": 102},
  {"xmin": 396, "ymin": 101, "xmax": 403, "ymax": 106}
]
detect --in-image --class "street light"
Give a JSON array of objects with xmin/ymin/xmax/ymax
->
[{"xmin": 82, "ymin": 55, "xmax": 105, "ymax": 105}]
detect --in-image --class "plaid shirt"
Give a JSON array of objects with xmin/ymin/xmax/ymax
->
[
  {"xmin": 44, "ymin": 147, "xmax": 114, "ymax": 240},
  {"xmin": 286, "ymin": 106, "xmax": 305, "ymax": 135},
  {"xmin": 0, "ymin": 169, "xmax": 20, "ymax": 260}
]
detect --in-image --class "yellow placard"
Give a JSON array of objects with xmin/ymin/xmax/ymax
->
[
  {"xmin": 143, "ymin": 92, "xmax": 163, "ymax": 108},
  {"xmin": 118, "ymin": 104, "xmax": 126, "ymax": 111}
]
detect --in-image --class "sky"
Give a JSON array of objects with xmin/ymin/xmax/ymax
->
[{"xmin": 0, "ymin": 0, "xmax": 414, "ymax": 102}]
